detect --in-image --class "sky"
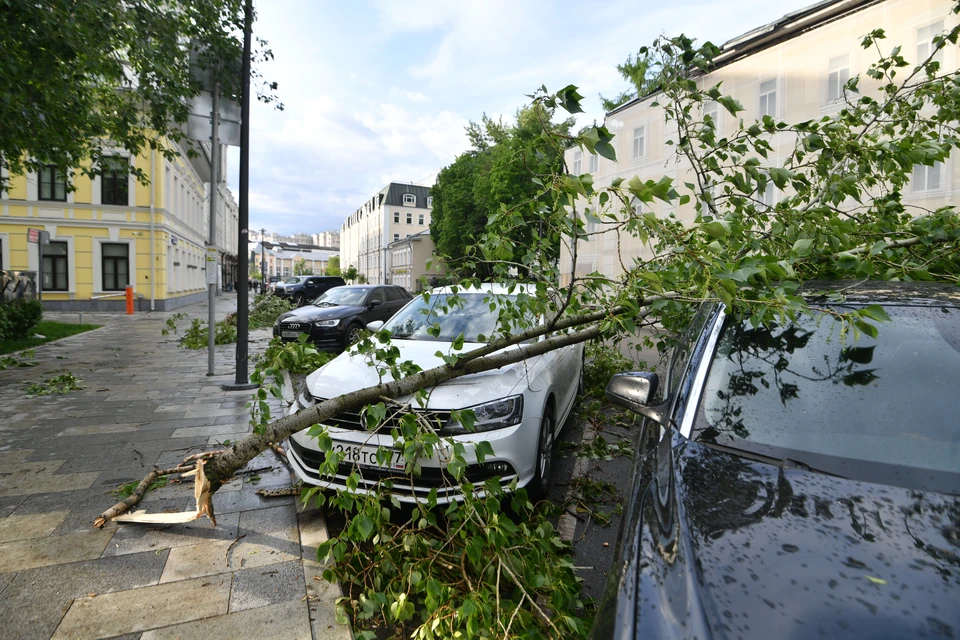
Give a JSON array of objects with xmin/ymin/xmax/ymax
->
[{"xmin": 227, "ymin": 0, "xmax": 818, "ymax": 236}]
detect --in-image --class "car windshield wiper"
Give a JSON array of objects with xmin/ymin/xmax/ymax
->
[
  {"xmin": 314, "ymin": 302, "xmax": 337, "ymax": 307},
  {"xmin": 701, "ymin": 442, "xmax": 846, "ymax": 479}
]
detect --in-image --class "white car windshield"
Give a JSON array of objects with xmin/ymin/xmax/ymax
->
[
  {"xmin": 282, "ymin": 277, "xmax": 300, "ymax": 284},
  {"xmin": 383, "ymin": 293, "xmax": 526, "ymax": 342}
]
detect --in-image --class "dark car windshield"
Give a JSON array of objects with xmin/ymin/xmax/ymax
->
[
  {"xmin": 694, "ymin": 304, "xmax": 960, "ymax": 484},
  {"xmin": 282, "ymin": 277, "xmax": 301, "ymax": 284},
  {"xmin": 382, "ymin": 293, "xmax": 530, "ymax": 342},
  {"xmin": 313, "ymin": 287, "xmax": 368, "ymax": 307}
]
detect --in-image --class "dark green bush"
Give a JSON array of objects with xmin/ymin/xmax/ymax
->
[
  {"xmin": 249, "ymin": 294, "xmax": 295, "ymax": 329},
  {"xmin": 0, "ymin": 299, "xmax": 44, "ymax": 341}
]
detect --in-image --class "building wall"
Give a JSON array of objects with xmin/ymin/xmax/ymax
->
[
  {"xmin": 0, "ymin": 139, "xmax": 238, "ymax": 310},
  {"xmin": 388, "ymin": 232, "xmax": 445, "ymax": 292},
  {"xmin": 341, "ymin": 184, "xmax": 433, "ymax": 285},
  {"xmin": 561, "ymin": 0, "xmax": 957, "ymax": 283}
]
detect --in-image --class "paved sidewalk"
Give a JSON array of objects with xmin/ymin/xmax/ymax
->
[{"xmin": 0, "ymin": 295, "xmax": 348, "ymax": 639}]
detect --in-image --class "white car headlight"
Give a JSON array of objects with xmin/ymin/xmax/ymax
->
[
  {"xmin": 442, "ymin": 395, "xmax": 523, "ymax": 435},
  {"xmin": 314, "ymin": 319, "xmax": 340, "ymax": 327}
]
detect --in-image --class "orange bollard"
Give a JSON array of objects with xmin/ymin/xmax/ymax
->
[{"xmin": 125, "ymin": 286, "xmax": 134, "ymax": 315}]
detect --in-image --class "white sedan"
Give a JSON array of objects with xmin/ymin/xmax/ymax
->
[{"xmin": 286, "ymin": 284, "xmax": 584, "ymax": 504}]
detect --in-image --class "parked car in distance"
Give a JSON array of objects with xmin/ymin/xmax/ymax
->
[
  {"xmin": 591, "ymin": 281, "xmax": 960, "ymax": 640},
  {"xmin": 273, "ymin": 285, "xmax": 412, "ymax": 350},
  {"xmin": 266, "ymin": 275, "xmax": 282, "ymax": 292},
  {"xmin": 271, "ymin": 275, "xmax": 345, "ymax": 306},
  {"xmin": 285, "ymin": 283, "xmax": 585, "ymax": 503}
]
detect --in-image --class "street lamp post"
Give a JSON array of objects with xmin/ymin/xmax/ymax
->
[{"xmin": 260, "ymin": 228, "xmax": 266, "ymax": 292}]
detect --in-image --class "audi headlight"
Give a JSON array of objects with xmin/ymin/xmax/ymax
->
[
  {"xmin": 442, "ymin": 396, "xmax": 523, "ymax": 435},
  {"xmin": 314, "ymin": 319, "xmax": 340, "ymax": 327}
]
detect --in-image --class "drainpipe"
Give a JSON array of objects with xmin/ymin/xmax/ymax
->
[{"xmin": 149, "ymin": 148, "xmax": 156, "ymax": 310}]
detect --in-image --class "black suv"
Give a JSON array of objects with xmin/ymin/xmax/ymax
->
[
  {"xmin": 273, "ymin": 285, "xmax": 413, "ymax": 350},
  {"xmin": 271, "ymin": 276, "xmax": 345, "ymax": 306}
]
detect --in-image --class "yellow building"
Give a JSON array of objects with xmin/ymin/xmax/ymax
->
[
  {"xmin": 0, "ymin": 139, "xmax": 238, "ymax": 310},
  {"xmin": 561, "ymin": 0, "xmax": 958, "ymax": 282}
]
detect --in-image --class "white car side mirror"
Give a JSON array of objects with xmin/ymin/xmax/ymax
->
[{"xmin": 366, "ymin": 320, "xmax": 384, "ymax": 331}]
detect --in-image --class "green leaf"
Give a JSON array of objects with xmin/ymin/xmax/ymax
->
[
  {"xmin": 792, "ymin": 238, "xmax": 814, "ymax": 256},
  {"xmin": 704, "ymin": 220, "xmax": 730, "ymax": 239},
  {"xmin": 355, "ymin": 515, "xmax": 375, "ymax": 541},
  {"xmin": 556, "ymin": 84, "xmax": 585, "ymax": 114},
  {"xmin": 866, "ymin": 575, "xmax": 887, "ymax": 585},
  {"xmin": 860, "ymin": 305, "xmax": 891, "ymax": 323}
]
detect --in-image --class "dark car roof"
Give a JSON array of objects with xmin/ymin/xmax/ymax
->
[{"xmin": 797, "ymin": 279, "xmax": 960, "ymax": 305}]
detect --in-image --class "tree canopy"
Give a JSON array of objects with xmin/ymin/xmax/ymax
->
[
  {"xmin": 599, "ymin": 49, "xmax": 661, "ymax": 112},
  {"xmin": 325, "ymin": 255, "xmax": 341, "ymax": 276},
  {"xmin": 0, "ymin": 0, "xmax": 279, "ymax": 188},
  {"xmin": 429, "ymin": 106, "xmax": 575, "ymax": 277}
]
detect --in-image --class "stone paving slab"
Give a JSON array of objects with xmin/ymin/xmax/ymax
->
[
  {"xmin": 0, "ymin": 549, "xmax": 168, "ymax": 640},
  {"xmin": 0, "ymin": 297, "xmax": 348, "ymax": 639},
  {"xmin": 0, "ymin": 529, "xmax": 114, "ymax": 573},
  {"xmin": 140, "ymin": 598, "xmax": 312, "ymax": 640},
  {"xmin": 52, "ymin": 572, "xmax": 232, "ymax": 639}
]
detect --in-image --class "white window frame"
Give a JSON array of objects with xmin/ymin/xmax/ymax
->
[
  {"xmin": 918, "ymin": 21, "xmax": 945, "ymax": 66},
  {"xmin": 589, "ymin": 153, "xmax": 599, "ymax": 173},
  {"xmin": 402, "ymin": 193, "xmax": 416, "ymax": 206},
  {"xmin": 630, "ymin": 197, "xmax": 643, "ymax": 217},
  {"xmin": 758, "ymin": 78, "xmax": 778, "ymax": 118},
  {"xmin": 426, "ymin": 196, "xmax": 433, "ymax": 207},
  {"xmin": 393, "ymin": 211, "xmax": 399, "ymax": 223},
  {"xmin": 393, "ymin": 233, "xmax": 400, "ymax": 242},
  {"xmin": 418, "ymin": 213, "xmax": 424, "ymax": 225},
  {"xmin": 406, "ymin": 212, "xmax": 412, "ymax": 224},
  {"xmin": 913, "ymin": 162, "xmax": 943, "ymax": 192},
  {"xmin": 703, "ymin": 101, "xmax": 720, "ymax": 130},
  {"xmin": 827, "ymin": 55, "xmax": 850, "ymax": 103},
  {"xmin": 573, "ymin": 150, "xmax": 582, "ymax": 174},
  {"xmin": 632, "ymin": 126, "xmax": 646, "ymax": 160}
]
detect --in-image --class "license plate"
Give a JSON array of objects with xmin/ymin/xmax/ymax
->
[
  {"xmin": 281, "ymin": 331, "xmax": 301, "ymax": 338},
  {"xmin": 333, "ymin": 443, "xmax": 404, "ymax": 469}
]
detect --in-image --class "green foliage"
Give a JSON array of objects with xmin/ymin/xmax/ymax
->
[
  {"xmin": 583, "ymin": 341, "xmax": 639, "ymax": 400},
  {"xmin": 293, "ymin": 259, "xmax": 313, "ymax": 276},
  {"xmin": 25, "ymin": 372, "xmax": 84, "ymax": 397},
  {"xmin": 343, "ymin": 265, "xmax": 359, "ymax": 282},
  {"xmin": 0, "ymin": 0, "xmax": 280, "ymax": 192},
  {"xmin": 160, "ymin": 312, "xmax": 187, "ymax": 336},
  {"xmin": 429, "ymin": 105, "xmax": 575, "ymax": 277},
  {"xmin": 0, "ymin": 349, "xmax": 37, "ymax": 370},
  {"xmin": 111, "ymin": 475, "xmax": 168, "ymax": 499},
  {"xmin": 325, "ymin": 255, "xmax": 341, "ymax": 276},
  {"xmin": 0, "ymin": 298, "xmax": 43, "ymax": 341},
  {"xmin": 249, "ymin": 294, "xmax": 294, "ymax": 330},
  {"xmin": 248, "ymin": 335, "xmax": 336, "ymax": 435},
  {"xmin": 599, "ymin": 49, "xmax": 661, "ymax": 111},
  {"xmin": 176, "ymin": 317, "xmax": 236, "ymax": 349}
]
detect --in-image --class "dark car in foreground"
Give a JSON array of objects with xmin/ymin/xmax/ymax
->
[
  {"xmin": 593, "ymin": 282, "xmax": 960, "ymax": 640},
  {"xmin": 273, "ymin": 284, "xmax": 411, "ymax": 350},
  {"xmin": 271, "ymin": 275, "xmax": 345, "ymax": 306}
]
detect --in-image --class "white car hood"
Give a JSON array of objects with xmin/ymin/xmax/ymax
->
[{"xmin": 306, "ymin": 339, "xmax": 530, "ymax": 409}]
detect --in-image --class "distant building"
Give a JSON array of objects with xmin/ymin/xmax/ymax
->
[
  {"xmin": 0, "ymin": 138, "xmax": 238, "ymax": 310},
  {"xmin": 253, "ymin": 240, "xmax": 338, "ymax": 278},
  {"xmin": 340, "ymin": 183, "xmax": 433, "ymax": 284},
  {"xmin": 312, "ymin": 230, "xmax": 340, "ymax": 249},
  {"xmin": 388, "ymin": 230, "xmax": 445, "ymax": 292},
  {"xmin": 561, "ymin": 0, "xmax": 958, "ymax": 283}
]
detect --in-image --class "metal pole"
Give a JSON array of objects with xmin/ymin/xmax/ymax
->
[
  {"xmin": 260, "ymin": 227, "xmax": 265, "ymax": 291},
  {"xmin": 207, "ymin": 82, "xmax": 220, "ymax": 376},
  {"xmin": 223, "ymin": 0, "xmax": 257, "ymax": 391}
]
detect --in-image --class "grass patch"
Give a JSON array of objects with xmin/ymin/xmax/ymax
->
[{"xmin": 0, "ymin": 321, "xmax": 101, "ymax": 354}]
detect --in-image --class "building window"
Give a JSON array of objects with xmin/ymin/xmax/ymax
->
[
  {"xmin": 759, "ymin": 79, "xmax": 777, "ymax": 117},
  {"xmin": 42, "ymin": 241, "xmax": 68, "ymax": 291},
  {"xmin": 759, "ymin": 180, "xmax": 775, "ymax": 206},
  {"xmin": 394, "ymin": 211, "xmax": 400, "ymax": 223},
  {"xmin": 589, "ymin": 153, "xmax": 599, "ymax": 173},
  {"xmin": 102, "ymin": 243, "xmax": 129, "ymax": 291},
  {"xmin": 101, "ymin": 156, "xmax": 129, "ymax": 205},
  {"xmin": 39, "ymin": 165, "xmax": 66, "ymax": 201},
  {"xmin": 418, "ymin": 213, "xmax": 424, "ymax": 225},
  {"xmin": 633, "ymin": 126, "xmax": 645, "ymax": 159},
  {"xmin": 406, "ymin": 212, "xmax": 412, "ymax": 224},
  {"xmin": 631, "ymin": 197, "xmax": 643, "ymax": 217},
  {"xmin": 827, "ymin": 55, "xmax": 850, "ymax": 102},
  {"xmin": 573, "ymin": 150, "xmax": 582, "ymax": 174},
  {"xmin": 427, "ymin": 196, "xmax": 433, "ymax": 207},
  {"xmin": 394, "ymin": 233, "xmax": 400, "ymax": 242},
  {"xmin": 403, "ymin": 193, "xmax": 416, "ymax": 206},
  {"xmin": 703, "ymin": 100, "xmax": 719, "ymax": 127},
  {"xmin": 918, "ymin": 22, "xmax": 945, "ymax": 65},
  {"xmin": 913, "ymin": 162, "xmax": 942, "ymax": 192}
]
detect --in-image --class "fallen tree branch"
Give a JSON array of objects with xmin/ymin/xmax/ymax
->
[{"xmin": 93, "ymin": 460, "xmax": 212, "ymax": 528}]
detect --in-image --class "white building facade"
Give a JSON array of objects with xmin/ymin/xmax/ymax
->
[
  {"xmin": 341, "ymin": 183, "xmax": 433, "ymax": 284},
  {"xmin": 561, "ymin": 0, "xmax": 958, "ymax": 283}
]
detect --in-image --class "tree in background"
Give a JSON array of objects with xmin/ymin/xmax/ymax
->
[
  {"xmin": 342, "ymin": 265, "xmax": 359, "ymax": 282},
  {"xmin": 325, "ymin": 255, "xmax": 341, "ymax": 276},
  {"xmin": 293, "ymin": 257, "xmax": 313, "ymax": 275},
  {"xmin": 429, "ymin": 106, "xmax": 575, "ymax": 277},
  {"xmin": 599, "ymin": 49, "xmax": 661, "ymax": 112},
  {"xmin": 0, "ymin": 0, "xmax": 280, "ymax": 189}
]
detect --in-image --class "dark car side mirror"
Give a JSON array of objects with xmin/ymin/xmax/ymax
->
[
  {"xmin": 606, "ymin": 372, "xmax": 672, "ymax": 426},
  {"xmin": 368, "ymin": 299, "xmax": 382, "ymax": 308}
]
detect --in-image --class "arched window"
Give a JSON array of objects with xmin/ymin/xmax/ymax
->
[{"xmin": 403, "ymin": 193, "xmax": 416, "ymax": 206}]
